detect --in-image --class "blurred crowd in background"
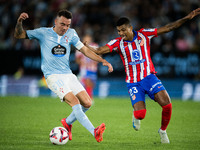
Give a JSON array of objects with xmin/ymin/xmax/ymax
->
[
  {"xmin": 0, "ymin": 0, "xmax": 200, "ymax": 79},
  {"xmin": 0, "ymin": 0, "xmax": 200, "ymax": 52},
  {"xmin": 0, "ymin": 0, "xmax": 200, "ymax": 98}
]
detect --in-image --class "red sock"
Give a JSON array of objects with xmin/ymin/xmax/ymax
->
[
  {"xmin": 134, "ymin": 109, "xmax": 146, "ymax": 120},
  {"xmin": 161, "ymin": 103, "xmax": 172, "ymax": 130}
]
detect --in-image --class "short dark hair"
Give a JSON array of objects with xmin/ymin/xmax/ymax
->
[
  {"xmin": 57, "ymin": 9, "xmax": 72, "ymax": 19},
  {"xmin": 116, "ymin": 17, "xmax": 131, "ymax": 26}
]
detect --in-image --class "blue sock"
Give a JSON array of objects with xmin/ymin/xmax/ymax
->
[
  {"xmin": 66, "ymin": 105, "xmax": 89, "ymax": 125},
  {"xmin": 71, "ymin": 104, "xmax": 95, "ymax": 136}
]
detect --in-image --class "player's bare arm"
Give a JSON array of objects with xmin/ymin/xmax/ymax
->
[
  {"xmin": 14, "ymin": 12, "xmax": 29, "ymax": 39},
  {"xmin": 157, "ymin": 8, "xmax": 200, "ymax": 35},
  {"xmin": 80, "ymin": 46, "xmax": 113, "ymax": 73},
  {"xmin": 84, "ymin": 42, "xmax": 110, "ymax": 55}
]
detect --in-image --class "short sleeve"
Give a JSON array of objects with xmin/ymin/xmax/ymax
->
[
  {"xmin": 26, "ymin": 28, "xmax": 43, "ymax": 40},
  {"xmin": 139, "ymin": 28, "xmax": 158, "ymax": 39},
  {"xmin": 106, "ymin": 38, "xmax": 120, "ymax": 52},
  {"xmin": 71, "ymin": 30, "xmax": 84, "ymax": 50}
]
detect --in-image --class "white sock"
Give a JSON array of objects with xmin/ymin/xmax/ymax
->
[
  {"xmin": 66, "ymin": 105, "xmax": 89, "ymax": 125},
  {"xmin": 72, "ymin": 104, "xmax": 95, "ymax": 136}
]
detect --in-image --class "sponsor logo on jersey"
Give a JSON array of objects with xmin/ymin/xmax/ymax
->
[
  {"xmin": 129, "ymin": 59, "xmax": 146, "ymax": 65},
  {"xmin": 52, "ymin": 45, "xmax": 66, "ymax": 57},
  {"xmin": 132, "ymin": 50, "xmax": 140, "ymax": 60},
  {"xmin": 129, "ymin": 49, "xmax": 146, "ymax": 65}
]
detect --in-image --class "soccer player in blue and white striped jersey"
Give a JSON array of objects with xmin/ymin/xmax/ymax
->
[{"xmin": 14, "ymin": 9, "xmax": 113, "ymax": 143}]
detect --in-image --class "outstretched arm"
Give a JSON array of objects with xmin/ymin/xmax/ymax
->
[
  {"xmin": 157, "ymin": 8, "xmax": 200, "ymax": 36},
  {"xmin": 84, "ymin": 42, "xmax": 110, "ymax": 55},
  {"xmin": 80, "ymin": 45, "xmax": 113, "ymax": 73},
  {"xmin": 14, "ymin": 12, "xmax": 29, "ymax": 39}
]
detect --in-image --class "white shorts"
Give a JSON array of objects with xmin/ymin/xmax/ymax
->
[{"xmin": 46, "ymin": 74, "xmax": 85, "ymax": 102}]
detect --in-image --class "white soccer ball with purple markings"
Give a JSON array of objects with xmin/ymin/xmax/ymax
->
[{"xmin": 49, "ymin": 127, "xmax": 69, "ymax": 145}]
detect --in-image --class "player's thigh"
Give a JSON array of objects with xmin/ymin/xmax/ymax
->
[
  {"xmin": 63, "ymin": 92, "xmax": 80, "ymax": 107},
  {"xmin": 154, "ymin": 90, "xmax": 171, "ymax": 106},
  {"xmin": 127, "ymin": 83, "xmax": 146, "ymax": 109},
  {"xmin": 145, "ymin": 74, "xmax": 171, "ymax": 106},
  {"xmin": 76, "ymin": 91, "xmax": 92, "ymax": 108}
]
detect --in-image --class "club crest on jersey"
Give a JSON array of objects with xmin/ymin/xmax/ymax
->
[
  {"xmin": 132, "ymin": 94, "xmax": 136, "ymax": 100},
  {"xmin": 138, "ymin": 39, "xmax": 144, "ymax": 46},
  {"xmin": 64, "ymin": 36, "xmax": 69, "ymax": 43},
  {"xmin": 52, "ymin": 44, "xmax": 66, "ymax": 57}
]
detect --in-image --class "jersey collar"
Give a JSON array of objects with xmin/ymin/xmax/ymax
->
[{"xmin": 124, "ymin": 30, "xmax": 137, "ymax": 42}]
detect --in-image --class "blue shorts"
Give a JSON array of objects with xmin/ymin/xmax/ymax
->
[{"xmin": 127, "ymin": 74, "xmax": 166, "ymax": 106}]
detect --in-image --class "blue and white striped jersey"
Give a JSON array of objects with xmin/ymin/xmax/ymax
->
[{"xmin": 27, "ymin": 27, "xmax": 84, "ymax": 78}]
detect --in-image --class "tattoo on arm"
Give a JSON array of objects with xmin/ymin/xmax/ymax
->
[
  {"xmin": 15, "ymin": 22, "xmax": 23, "ymax": 36},
  {"xmin": 14, "ymin": 22, "xmax": 25, "ymax": 38},
  {"xmin": 166, "ymin": 17, "xmax": 188, "ymax": 32},
  {"xmin": 158, "ymin": 16, "xmax": 189, "ymax": 35}
]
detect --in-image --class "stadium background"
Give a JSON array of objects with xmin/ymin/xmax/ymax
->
[{"xmin": 0, "ymin": 0, "xmax": 200, "ymax": 101}]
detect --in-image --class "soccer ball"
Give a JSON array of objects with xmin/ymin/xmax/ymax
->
[{"xmin": 49, "ymin": 127, "xmax": 69, "ymax": 145}]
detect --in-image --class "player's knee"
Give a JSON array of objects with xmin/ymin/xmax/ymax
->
[
  {"xmin": 134, "ymin": 109, "xmax": 147, "ymax": 120},
  {"xmin": 83, "ymin": 100, "xmax": 92, "ymax": 108}
]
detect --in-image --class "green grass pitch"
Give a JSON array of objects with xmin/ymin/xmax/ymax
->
[{"xmin": 0, "ymin": 96, "xmax": 200, "ymax": 150}]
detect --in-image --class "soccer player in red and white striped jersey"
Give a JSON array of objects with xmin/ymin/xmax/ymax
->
[
  {"xmin": 75, "ymin": 34, "xmax": 99, "ymax": 99},
  {"xmin": 86, "ymin": 8, "xmax": 200, "ymax": 143},
  {"xmin": 106, "ymin": 28, "xmax": 157, "ymax": 83}
]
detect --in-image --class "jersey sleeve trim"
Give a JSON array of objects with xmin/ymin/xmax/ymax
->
[
  {"xmin": 106, "ymin": 44, "xmax": 113, "ymax": 52},
  {"xmin": 155, "ymin": 28, "xmax": 158, "ymax": 37},
  {"xmin": 75, "ymin": 41, "xmax": 84, "ymax": 50}
]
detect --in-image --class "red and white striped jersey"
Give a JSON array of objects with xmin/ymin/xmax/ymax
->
[
  {"xmin": 75, "ymin": 42, "xmax": 98, "ymax": 74},
  {"xmin": 106, "ymin": 28, "xmax": 158, "ymax": 83}
]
